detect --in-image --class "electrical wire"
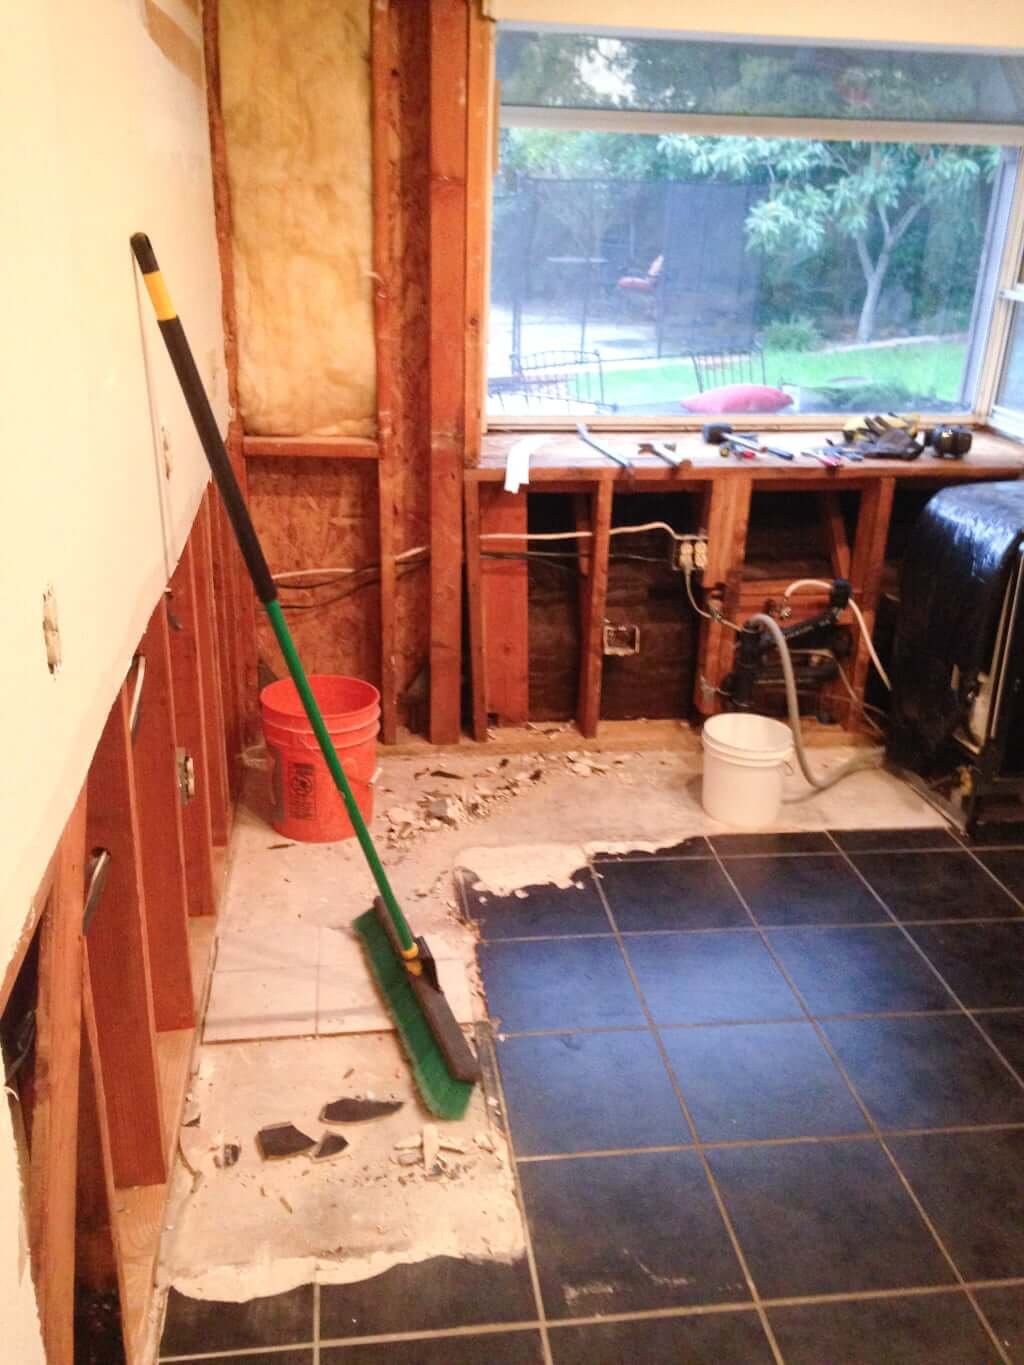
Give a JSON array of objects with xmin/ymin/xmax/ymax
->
[
  {"xmin": 480, "ymin": 522, "xmax": 702, "ymax": 544},
  {"xmin": 279, "ymin": 559, "xmax": 427, "ymax": 610},
  {"xmin": 683, "ymin": 563, "xmax": 741, "ymax": 632},
  {"xmin": 273, "ymin": 545, "xmax": 429, "ymax": 586},
  {"xmin": 784, "ymin": 578, "xmax": 892, "ymax": 690}
]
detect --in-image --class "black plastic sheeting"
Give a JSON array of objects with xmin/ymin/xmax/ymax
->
[{"xmin": 889, "ymin": 480, "xmax": 1024, "ymax": 771}]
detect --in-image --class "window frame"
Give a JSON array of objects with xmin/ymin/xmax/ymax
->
[{"xmin": 484, "ymin": 96, "xmax": 1024, "ymax": 434}]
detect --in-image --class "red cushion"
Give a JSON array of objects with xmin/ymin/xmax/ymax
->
[
  {"xmin": 681, "ymin": 384, "xmax": 793, "ymax": 415},
  {"xmin": 617, "ymin": 276, "xmax": 655, "ymax": 292}
]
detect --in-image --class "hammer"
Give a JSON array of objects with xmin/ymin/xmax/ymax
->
[{"xmin": 703, "ymin": 422, "xmax": 795, "ymax": 462}]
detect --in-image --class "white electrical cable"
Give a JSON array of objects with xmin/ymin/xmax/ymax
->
[
  {"xmin": 480, "ymin": 522, "xmax": 702, "ymax": 544},
  {"xmin": 784, "ymin": 578, "xmax": 892, "ymax": 691},
  {"xmin": 273, "ymin": 545, "xmax": 429, "ymax": 583}
]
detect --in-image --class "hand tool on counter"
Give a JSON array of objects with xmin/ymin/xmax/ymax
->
[
  {"xmin": 637, "ymin": 438, "xmax": 692, "ymax": 469},
  {"xmin": 801, "ymin": 447, "xmax": 843, "ymax": 471},
  {"xmin": 576, "ymin": 421, "xmax": 633, "ymax": 471},
  {"xmin": 703, "ymin": 422, "xmax": 795, "ymax": 462},
  {"xmin": 131, "ymin": 232, "xmax": 479, "ymax": 1120}
]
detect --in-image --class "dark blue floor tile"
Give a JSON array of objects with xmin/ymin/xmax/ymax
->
[
  {"xmin": 549, "ymin": 1310, "xmax": 775, "ymax": 1363},
  {"xmin": 318, "ymin": 1257, "xmax": 535, "ymax": 1339},
  {"xmin": 725, "ymin": 854, "xmax": 885, "ymax": 927},
  {"xmin": 597, "ymin": 857, "xmax": 749, "ymax": 931},
  {"xmin": 497, "ymin": 1030, "xmax": 689, "ymax": 1155},
  {"xmin": 458, "ymin": 866, "xmax": 610, "ymax": 939},
  {"xmin": 479, "ymin": 938, "xmax": 645, "ymax": 1032},
  {"xmin": 663, "ymin": 1021, "xmax": 867, "ymax": 1142},
  {"xmin": 520, "ymin": 1150, "xmax": 749, "ymax": 1316},
  {"xmin": 822, "ymin": 1015, "xmax": 1024, "ymax": 1129},
  {"xmin": 709, "ymin": 1139, "xmax": 954, "ymax": 1298},
  {"xmin": 321, "ymin": 1332, "xmax": 545, "ymax": 1363},
  {"xmin": 889, "ymin": 1130, "xmax": 1024, "ymax": 1281},
  {"xmin": 766, "ymin": 926, "xmax": 954, "ymax": 1015},
  {"xmin": 709, "ymin": 831, "xmax": 834, "ymax": 855},
  {"xmin": 160, "ymin": 1285, "xmax": 313, "ymax": 1356},
  {"xmin": 626, "ymin": 933, "xmax": 803, "ymax": 1026},
  {"xmin": 851, "ymin": 851, "xmax": 1020, "ymax": 923},
  {"xmin": 909, "ymin": 923, "xmax": 1024, "ymax": 1008},
  {"xmin": 831, "ymin": 827, "xmax": 959, "ymax": 852},
  {"xmin": 768, "ymin": 1292, "xmax": 998, "ymax": 1364}
]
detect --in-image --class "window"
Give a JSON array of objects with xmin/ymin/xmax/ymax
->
[{"xmin": 487, "ymin": 29, "xmax": 1024, "ymax": 423}]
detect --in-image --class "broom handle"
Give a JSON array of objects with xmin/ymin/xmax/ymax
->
[{"xmin": 130, "ymin": 233, "xmax": 416, "ymax": 957}]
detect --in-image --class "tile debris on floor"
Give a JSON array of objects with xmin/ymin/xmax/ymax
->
[{"xmin": 156, "ymin": 747, "xmax": 1024, "ymax": 1362}]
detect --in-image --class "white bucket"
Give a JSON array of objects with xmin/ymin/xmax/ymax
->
[{"xmin": 701, "ymin": 712, "xmax": 794, "ymax": 828}]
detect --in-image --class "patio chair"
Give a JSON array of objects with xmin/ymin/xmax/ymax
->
[
  {"xmin": 507, "ymin": 350, "xmax": 617, "ymax": 412},
  {"xmin": 689, "ymin": 344, "xmax": 767, "ymax": 392}
]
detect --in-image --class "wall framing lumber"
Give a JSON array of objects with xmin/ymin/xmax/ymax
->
[
  {"xmin": 847, "ymin": 475, "xmax": 896, "ymax": 723},
  {"xmin": 428, "ymin": 0, "xmax": 470, "ymax": 743},
  {"xmin": 577, "ymin": 477, "xmax": 613, "ymax": 737},
  {"xmin": 28, "ymin": 786, "xmax": 87, "ymax": 1365},
  {"xmin": 133, "ymin": 597, "xmax": 195, "ymax": 1032},
  {"xmin": 464, "ymin": 479, "xmax": 488, "ymax": 740},
  {"xmin": 479, "ymin": 485, "xmax": 529, "ymax": 725},
  {"xmin": 168, "ymin": 538, "xmax": 217, "ymax": 916},
  {"xmin": 821, "ymin": 491, "xmax": 852, "ymax": 579},
  {"xmin": 694, "ymin": 472, "xmax": 753, "ymax": 714},
  {"xmin": 195, "ymin": 494, "xmax": 231, "ymax": 845},
  {"xmin": 372, "ymin": 0, "xmax": 403, "ymax": 745},
  {"xmin": 463, "ymin": 1, "xmax": 493, "ymax": 459},
  {"xmin": 84, "ymin": 685, "xmax": 166, "ymax": 1190},
  {"xmin": 242, "ymin": 435, "xmax": 380, "ymax": 460}
]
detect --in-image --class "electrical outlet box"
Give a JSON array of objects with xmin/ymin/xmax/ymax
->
[
  {"xmin": 603, "ymin": 623, "xmax": 641, "ymax": 656},
  {"xmin": 674, "ymin": 537, "xmax": 709, "ymax": 572}
]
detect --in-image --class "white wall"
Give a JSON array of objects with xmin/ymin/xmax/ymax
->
[{"xmin": 0, "ymin": 0, "xmax": 225, "ymax": 1353}]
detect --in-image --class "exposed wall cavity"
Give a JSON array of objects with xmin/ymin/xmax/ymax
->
[{"xmin": 220, "ymin": 0, "xmax": 376, "ymax": 436}]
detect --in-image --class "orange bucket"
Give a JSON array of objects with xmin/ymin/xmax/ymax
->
[{"xmin": 260, "ymin": 675, "xmax": 381, "ymax": 843}]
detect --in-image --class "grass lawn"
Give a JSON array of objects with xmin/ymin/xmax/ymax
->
[{"xmin": 595, "ymin": 340, "xmax": 967, "ymax": 410}]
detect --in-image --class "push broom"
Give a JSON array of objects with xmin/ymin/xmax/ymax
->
[{"xmin": 130, "ymin": 233, "xmax": 479, "ymax": 1120}]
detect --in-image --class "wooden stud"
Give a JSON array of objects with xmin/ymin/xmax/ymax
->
[
  {"xmin": 846, "ymin": 476, "xmax": 896, "ymax": 724},
  {"xmin": 195, "ymin": 494, "xmax": 231, "ymax": 846},
  {"xmin": 464, "ymin": 480, "xmax": 487, "ymax": 740},
  {"xmin": 578, "ymin": 478, "xmax": 613, "ymax": 737},
  {"xmin": 202, "ymin": 0, "xmax": 239, "ymax": 419},
  {"xmin": 820, "ymin": 492, "xmax": 852, "ymax": 579},
  {"xmin": 132, "ymin": 598, "xmax": 194, "ymax": 1031},
  {"xmin": 168, "ymin": 540, "xmax": 217, "ymax": 917},
  {"xmin": 372, "ymin": 0, "xmax": 403, "ymax": 745},
  {"xmin": 479, "ymin": 485, "xmax": 529, "ymax": 726},
  {"xmin": 85, "ymin": 685, "xmax": 166, "ymax": 1189},
  {"xmin": 428, "ymin": 0, "xmax": 470, "ymax": 744},
  {"xmin": 463, "ymin": 1, "xmax": 494, "ymax": 458},
  {"xmin": 242, "ymin": 435, "xmax": 380, "ymax": 460},
  {"xmin": 211, "ymin": 493, "xmax": 244, "ymax": 797},
  {"xmin": 28, "ymin": 787, "xmax": 87, "ymax": 1365},
  {"xmin": 693, "ymin": 473, "xmax": 753, "ymax": 714}
]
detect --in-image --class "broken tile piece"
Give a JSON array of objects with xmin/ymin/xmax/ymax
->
[
  {"xmin": 214, "ymin": 1141, "xmax": 241, "ymax": 1169},
  {"xmin": 320, "ymin": 1097, "xmax": 403, "ymax": 1125},
  {"xmin": 395, "ymin": 1150, "xmax": 421, "ymax": 1167},
  {"xmin": 256, "ymin": 1122, "xmax": 316, "ymax": 1162},
  {"xmin": 439, "ymin": 1137, "xmax": 467, "ymax": 1154},
  {"xmin": 311, "ymin": 1132, "xmax": 350, "ymax": 1162},
  {"xmin": 422, "ymin": 1124, "xmax": 439, "ymax": 1171}
]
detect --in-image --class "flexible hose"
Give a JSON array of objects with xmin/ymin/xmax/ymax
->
[
  {"xmin": 784, "ymin": 579, "xmax": 892, "ymax": 690},
  {"xmin": 746, "ymin": 613, "xmax": 885, "ymax": 791}
]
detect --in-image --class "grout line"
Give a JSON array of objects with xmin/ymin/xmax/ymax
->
[
  {"xmin": 479, "ymin": 914, "xmax": 1024, "ymax": 946},
  {"xmin": 513, "ymin": 1121, "xmax": 1024, "ymax": 1162},
  {"xmin": 948, "ymin": 842, "xmax": 1024, "ymax": 914},
  {"xmin": 496, "ymin": 1009, "xmax": 970, "ymax": 1039},
  {"xmin": 589, "ymin": 869, "xmax": 787, "ymax": 1365},
  {"xmin": 317, "ymin": 1320, "xmax": 547, "ymax": 1349},
  {"xmin": 160, "ymin": 1344, "xmax": 316, "ymax": 1361},
  {"xmin": 477, "ymin": 1025, "xmax": 555, "ymax": 1365}
]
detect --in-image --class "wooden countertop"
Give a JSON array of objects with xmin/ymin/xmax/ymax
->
[{"xmin": 472, "ymin": 429, "xmax": 1024, "ymax": 484}]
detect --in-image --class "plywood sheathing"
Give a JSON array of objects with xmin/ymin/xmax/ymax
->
[
  {"xmin": 247, "ymin": 457, "xmax": 382, "ymax": 684},
  {"xmin": 219, "ymin": 0, "xmax": 376, "ymax": 437}
]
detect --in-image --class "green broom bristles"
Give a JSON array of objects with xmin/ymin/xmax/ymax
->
[{"xmin": 353, "ymin": 909, "xmax": 475, "ymax": 1121}]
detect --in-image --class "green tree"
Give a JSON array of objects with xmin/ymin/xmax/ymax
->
[
  {"xmin": 657, "ymin": 136, "xmax": 994, "ymax": 342},
  {"xmin": 500, "ymin": 32, "xmax": 999, "ymax": 342}
]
